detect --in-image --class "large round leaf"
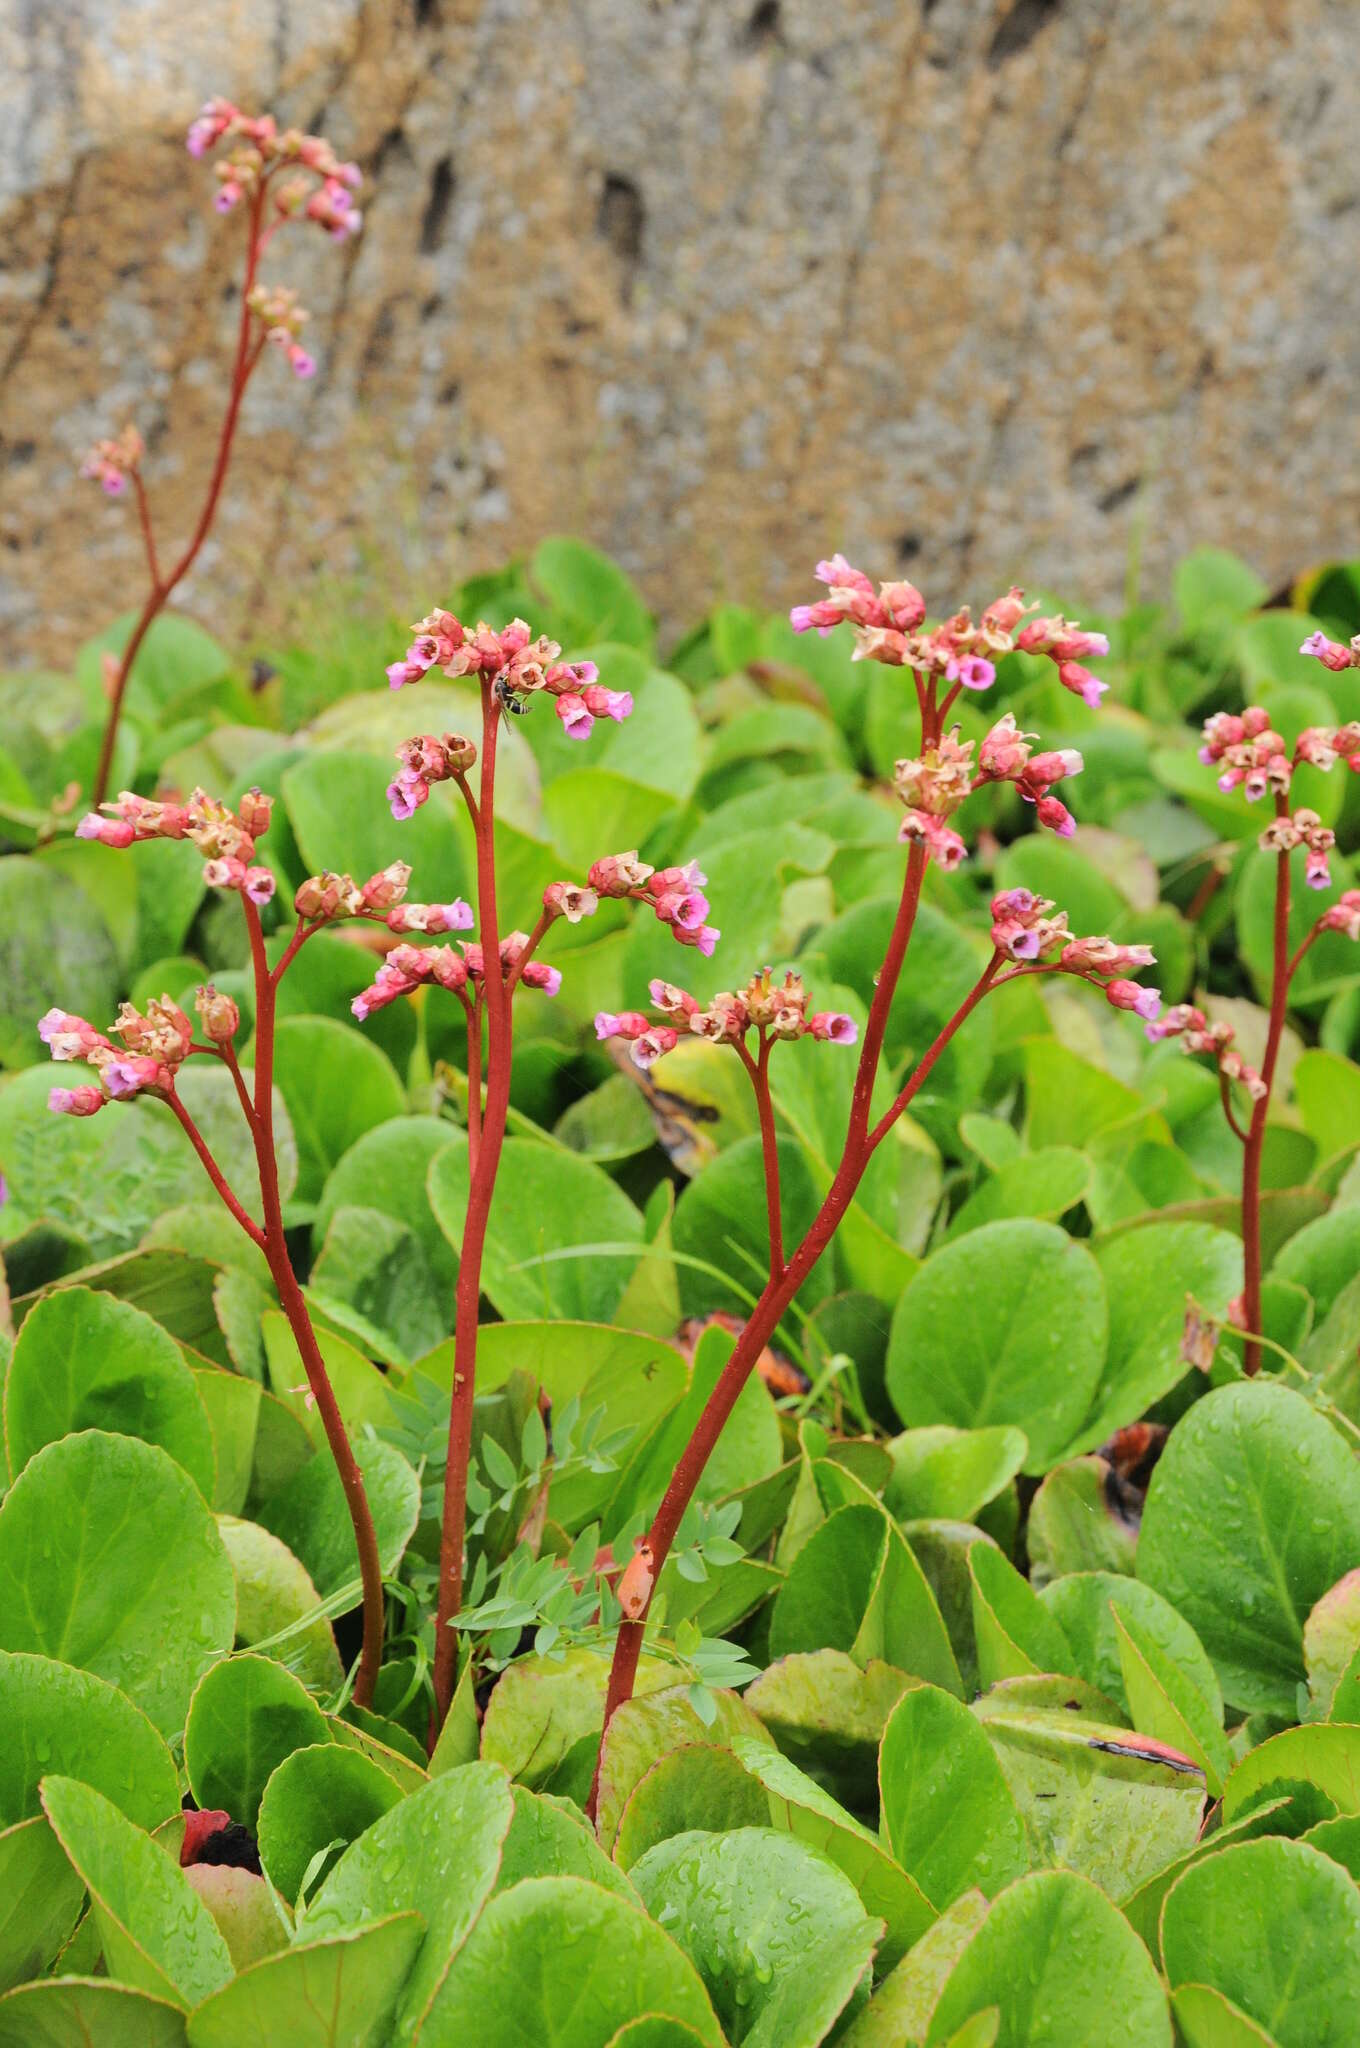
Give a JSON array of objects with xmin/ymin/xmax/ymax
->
[
  {"xmin": 769, "ymin": 1504, "xmax": 961, "ymax": 1693},
  {"xmin": 217, "ymin": 1517, "xmax": 343, "ymax": 1694},
  {"xmin": 925, "ymin": 1869, "xmax": 1171, "ymax": 2046},
  {"xmin": 594, "ymin": 1686, "xmax": 773, "ymax": 1854},
  {"xmin": 186, "ymin": 1915, "xmax": 424, "ymax": 2048},
  {"xmin": 268, "ymin": 1018, "xmax": 407, "ymax": 1205},
  {"xmin": 41, "ymin": 1776, "xmax": 232, "ymax": 2009},
  {"xmin": 886, "ymin": 1221, "xmax": 1107, "ymax": 1472},
  {"xmin": 5, "ymin": 1286, "xmax": 215, "ymax": 1498},
  {"xmin": 255, "ymin": 1437, "xmax": 420, "ymax": 1599},
  {"xmin": 0, "ymin": 1432, "xmax": 236, "ymax": 1736},
  {"xmin": 1138, "ymin": 1383, "xmax": 1360, "ymax": 1714},
  {"xmin": 0, "ymin": 1978, "xmax": 189, "ymax": 2046},
  {"xmin": 1161, "ymin": 1837, "xmax": 1360, "ymax": 2047},
  {"xmin": 0, "ymin": 855, "xmax": 119, "ymax": 1069},
  {"xmin": 0, "ymin": 1651, "xmax": 178, "ymax": 1828},
  {"xmin": 422, "ymin": 1874, "xmax": 723, "ymax": 2047},
  {"xmin": 0, "ymin": 1816, "xmax": 86, "ymax": 1993},
  {"xmin": 879, "ymin": 1685, "xmax": 1029, "ymax": 1909},
  {"xmin": 257, "ymin": 1742, "xmax": 402, "ymax": 1906},
  {"xmin": 429, "ymin": 1137, "xmax": 643, "ymax": 1322},
  {"xmin": 1039, "ymin": 1572, "xmax": 1222, "ymax": 1723},
  {"xmin": 185, "ymin": 1654, "xmax": 329, "ymax": 1830},
  {"xmin": 299, "ymin": 1763, "xmax": 514, "ymax": 2045},
  {"xmin": 631, "ymin": 1829, "xmax": 879, "ymax": 2048}
]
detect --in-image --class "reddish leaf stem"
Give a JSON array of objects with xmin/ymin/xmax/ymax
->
[{"xmin": 1241, "ymin": 835, "xmax": 1291, "ymax": 1376}]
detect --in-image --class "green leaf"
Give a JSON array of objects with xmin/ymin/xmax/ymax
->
[
  {"xmin": 1175, "ymin": 548, "xmax": 1269, "ymax": 628},
  {"xmin": 1062, "ymin": 1222, "xmax": 1242, "ymax": 1453},
  {"xmin": 945, "ymin": 1150, "xmax": 1091, "ymax": 1240},
  {"xmin": 282, "ymin": 750, "xmax": 469, "ymax": 907},
  {"xmin": 0, "ymin": 1432, "xmax": 235, "ymax": 1736},
  {"xmin": 614, "ymin": 1745, "xmax": 776, "ymax": 1871},
  {"xmin": 730, "ymin": 1733, "xmax": 936, "ymax": 1969},
  {"xmin": 428, "ymin": 1137, "xmax": 643, "ymax": 1322},
  {"xmin": 41, "ymin": 1776, "xmax": 232, "ymax": 2009},
  {"xmin": 836, "ymin": 1890, "xmax": 991, "ymax": 2048},
  {"xmin": 1113, "ymin": 1610, "xmax": 1233, "ymax": 1797},
  {"xmin": 0, "ymin": 855, "xmax": 120, "ymax": 1068},
  {"xmin": 1304, "ymin": 1568, "xmax": 1360, "ymax": 1716},
  {"xmin": 531, "ymin": 537, "xmax": 653, "ymax": 648},
  {"xmin": 1274, "ymin": 1206, "xmax": 1360, "ymax": 1321},
  {"xmin": 769, "ymin": 1504, "xmax": 961, "ymax": 1694},
  {"xmin": 1023, "ymin": 1039, "xmax": 1150, "ymax": 1152},
  {"xmin": 975, "ymin": 1703, "xmax": 1204, "ymax": 1899},
  {"xmin": 743, "ymin": 1651, "xmax": 916, "ymax": 1815},
  {"xmin": 1222, "ymin": 1723, "xmax": 1360, "ymax": 1825},
  {"xmin": 0, "ymin": 1978, "xmax": 189, "ymax": 2046},
  {"xmin": 5, "ymin": 1286, "xmax": 215, "ymax": 1497},
  {"xmin": 631, "ymin": 1829, "xmax": 880, "ymax": 2048},
  {"xmin": 1161, "ymin": 1837, "xmax": 1360, "ymax": 2048},
  {"xmin": 255, "ymin": 1438, "xmax": 420, "ymax": 1600},
  {"xmin": 884, "ymin": 1427, "xmax": 1027, "ymax": 1527},
  {"xmin": 1137, "ymin": 1383, "xmax": 1360, "ymax": 1715},
  {"xmin": 314, "ymin": 1116, "xmax": 460, "ymax": 1295},
  {"xmin": 623, "ymin": 1323, "xmax": 782, "ymax": 1526},
  {"xmin": 256, "ymin": 1742, "xmax": 402, "ymax": 1906},
  {"xmin": 299, "ymin": 1763, "xmax": 513, "ymax": 2044},
  {"xmin": 1040, "ymin": 1572, "xmax": 1222, "ymax": 1724},
  {"xmin": 886, "ymin": 1221, "xmax": 1108, "ymax": 1473},
  {"xmin": 925, "ymin": 1870, "xmax": 1171, "ymax": 2046},
  {"xmin": 424, "ymin": 1875, "xmax": 722, "ymax": 2047},
  {"xmin": 1026, "ymin": 1460, "xmax": 1137, "ymax": 1588},
  {"xmin": 879, "ymin": 1684, "xmax": 1029, "ymax": 1908},
  {"xmin": 266, "ymin": 1018, "xmax": 407, "ymax": 1206},
  {"xmin": 0, "ymin": 1816, "xmax": 86, "ymax": 1993},
  {"xmin": 1119, "ymin": 1800, "xmax": 1293, "ymax": 1968},
  {"xmin": 481, "ymin": 1647, "xmax": 672, "ymax": 1791},
  {"xmin": 969, "ymin": 1545, "xmax": 1076, "ymax": 1687},
  {"xmin": 311, "ymin": 1206, "xmax": 445, "ymax": 1362},
  {"xmin": 193, "ymin": 1368, "xmax": 261, "ymax": 1515},
  {"xmin": 594, "ymin": 1686, "xmax": 773, "ymax": 1854},
  {"xmin": 1238, "ymin": 846, "xmax": 1358, "ymax": 1008},
  {"xmin": 186, "ymin": 1915, "xmax": 425, "ymax": 2048},
  {"xmin": 217, "ymin": 1517, "xmax": 343, "ymax": 1694},
  {"xmin": 184, "ymin": 1653, "xmax": 329, "ymax": 1830},
  {"xmin": 671, "ymin": 1135, "xmax": 830, "ymax": 1320},
  {"xmin": 1170, "ymin": 1983, "xmax": 1279, "ymax": 2048},
  {"xmin": 260, "ymin": 1313, "xmax": 397, "ymax": 1442},
  {"xmin": 0, "ymin": 1651, "xmax": 178, "ymax": 1828}
]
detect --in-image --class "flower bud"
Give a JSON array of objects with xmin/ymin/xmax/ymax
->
[
  {"xmin": 195, "ymin": 984, "xmax": 240, "ymax": 1043},
  {"xmin": 806, "ymin": 1011, "xmax": 859, "ymax": 1044},
  {"xmin": 361, "ymin": 861, "xmax": 412, "ymax": 911},
  {"xmin": 49, "ymin": 1084, "xmax": 107, "ymax": 1117},
  {"xmin": 594, "ymin": 1011, "xmax": 651, "ymax": 1041},
  {"xmin": 1105, "ymin": 979, "xmax": 1162, "ymax": 1023},
  {"xmin": 589, "ymin": 852, "xmax": 655, "ymax": 896},
  {"xmin": 237, "ymin": 788, "xmax": 273, "ymax": 838},
  {"xmin": 631, "ymin": 1027, "xmax": 679, "ymax": 1069}
]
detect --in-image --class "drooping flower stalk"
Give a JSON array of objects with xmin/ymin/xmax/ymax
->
[
  {"xmin": 586, "ymin": 559, "xmax": 1155, "ymax": 1806},
  {"xmin": 87, "ymin": 100, "xmax": 361, "ymax": 806},
  {"xmin": 43, "ymin": 787, "xmax": 405, "ymax": 1705}
]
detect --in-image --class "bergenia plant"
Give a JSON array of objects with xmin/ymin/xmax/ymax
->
[
  {"xmin": 1148, "ymin": 627, "xmax": 1360, "ymax": 1374},
  {"xmin": 84, "ymin": 99, "xmax": 361, "ymax": 807},
  {"xmin": 375, "ymin": 609, "xmax": 713, "ymax": 1725},
  {"xmin": 585, "ymin": 557, "xmax": 1160, "ymax": 1794},
  {"xmin": 38, "ymin": 785, "xmax": 438, "ymax": 1706}
]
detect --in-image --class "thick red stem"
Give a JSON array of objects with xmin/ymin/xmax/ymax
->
[
  {"xmin": 92, "ymin": 189, "xmax": 268, "ymax": 806},
  {"xmin": 243, "ymin": 900, "xmax": 385, "ymax": 1703},
  {"xmin": 431, "ymin": 688, "xmax": 513, "ymax": 1727},
  {"xmin": 1241, "ymin": 834, "xmax": 1291, "ymax": 1376},
  {"xmin": 740, "ymin": 1036, "xmax": 784, "ymax": 1277}
]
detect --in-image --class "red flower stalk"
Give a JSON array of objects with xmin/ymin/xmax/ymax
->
[
  {"xmin": 86, "ymin": 100, "xmax": 361, "ymax": 807},
  {"xmin": 40, "ymin": 786, "xmax": 416, "ymax": 1708},
  {"xmin": 584, "ymin": 559, "xmax": 1150, "ymax": 1811}
]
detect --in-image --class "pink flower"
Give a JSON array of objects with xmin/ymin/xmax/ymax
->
[
  {"xmin": 806, "ymin": 1011, "xmax": 858, "ymax": 1044},
  {"xmin": 595, "ymin": 1010, "xmax": 650, "ymax": 1040},
  {"xmin": 555, "ymin": 694, "xmax": 594, "ymax": 740},
  {"xmin": 387, "ymin": 660, "xmax": 427, "ymax": 691},
  {"xmin": 543, "ymin": 882, "xmax": 599, "ymax": 923},
  {"xmin": 978, "ymin": 714, "xmax": 1034, "ymax": 782},
  {"xmin": 49, "ymin": 1084, "xmax": 106, "ymax": 1117},
  {"xmin": 946, "ymin": 654, "xmax": 996, "ymax": 691},
  {"xmin": 386, "ymin": 899, "xmax": 474, "ymax": 934},
  {"xmin": 1025, "ymin": 748, "xmax": 1083, "ymax": 787},
  {"xmin": 631, "ymin": 1027, "xmax": 679, "ymax": 1069},
  {"xmin": 243, "ymin": 866, "xmax": 276, "ymax": 905},
  {"xmin": 669, "ymin": 922, "xmax": 721, "ymax": 957},
  {"xmin": 899, "ymin": 810, "xmax": 967, "ymax": 870},
  {"xmin": 287, "ymin": 344, "xmax": 316, "ymax": 379},
  {"xmin": 1301, "ymin": 631, "xmax": 1356, "ymax": 673},
  {"xmin": 38, "ymin": 1010, "xmax": 110, "ymax": 1061},
  {"xmin": 993, "ymin": 920, "xmax": 1042, "ymax": 960},
  {"xmin": 102, "ymin": 1055, "xmax": 166, "ymax": 1099},
  {"xmin": 1306, "ymin": 848, "xmax": 1333, "ymax": 889},
  {"xmin": 581, "ymin": 684, "xmax": 633, "ymax": 722},
  {"xmin": 1057, "ymin": 661, "xmax": 1107, "ymax": 709},
  {"xmin": 1106, "ymin": 979, "xmax": 1162, "ymax": 1022},
  {"xmin": 520, "ymin": 962, "xmax": 563, "ymax": 996},
  {"xmin": 648, "ymin": 979, "xmax": 699, "ymax": 1018},
  {"xmin": 387, "ymin": 772, "xmax": 428, "ymax": 821},
  {"xmin": 651, "ymin": 888, "xmax": 710, "ymax": 932},
  {"xmin": 76, "ymin": 814, "xmax": 136, "ymax": 848},
  {"xmin": 590, "ymin": 851, "xmax": 654, "ymax": 895},
  {"xmin": 360, "ymin": 862, "xmax": 412, "ymax": 911},
  {"xmin": 1035, "ymin": 793, "xmax": 1076, "ymax": 838}
]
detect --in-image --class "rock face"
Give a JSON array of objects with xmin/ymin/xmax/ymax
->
[{"xmin": 2, "ymin": 0, "xmax": 1358, "ymax": 660}]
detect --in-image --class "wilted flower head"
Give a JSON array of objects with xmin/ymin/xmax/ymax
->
[{"xmin": 80, "ymin": 424, "xmax": 143, "ymax": 497}]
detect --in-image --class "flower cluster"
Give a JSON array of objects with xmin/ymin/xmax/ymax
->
[
  {"xmin": 588, "ymin": 853, "xmax": 720, "ymax": 957},
  {"xmin": 1259, "ymin": 808, "xmax": 1335, "ymax": 891},
  {"xmin": 790, "ymin": 558, "xmax": 1109, "ymax": 708},
  {"xmin": 893, "ymin": 714, "xmax": 1085, "ymax": 866},
  {"xmin": 1200, "ymin": 707, "xmax": 1360, "ymax": 804},
  {"xmin": 76, "ymin": 787, "xmax": 276, "ymax": 905},
  {"xmin": 386, "ymin": 733, "xmax": 478, "ymax": 823},
  {"xmin": 596, "ymin": 969, "xmax": 856, "ymax": 1071},
  {"xmin": 1321, "ymin": 891, "xmax": 1360, "ymax": 941},
  {"xmin": 185, "ymin": 100, "xmax": 363, "ymax": 242},
  {"xmin": 40, "ymin": 994, "xmax": 193, "ymax": 1114},
  {"xmin": 350, "ymin": 931, "xmax": 560, "ymax": 1021},
  {"xmin": 988, "ymin": 890, "xmax": 1161, "ymax": 1019},
  {"xmin": 79, "ymin": 425, "xmax": 143, "ymax": 497},
  {"xmin": 1145, "ymin": 1005, "xmax": 1266, "ymax": 1100},
  {"xmin": 247, "ymin": 284, "xmax": 314, "ymax": 379},
  {"xmin": 385, "ymin": 614, "xmax": 628, "ymax": 743},
  {"xmin": 1302, "ymin": 631, "xmax": 1360, "ymax": 674}
]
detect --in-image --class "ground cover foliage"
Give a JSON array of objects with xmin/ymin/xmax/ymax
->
[{"xmin": 4, "ymin": 536, "xmax": 1360, "ymax": 2044}]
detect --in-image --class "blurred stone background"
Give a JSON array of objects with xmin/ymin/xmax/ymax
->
[{"xmin": 2, "ymin": 0, "xmax": 1358, "ymax": 659}]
